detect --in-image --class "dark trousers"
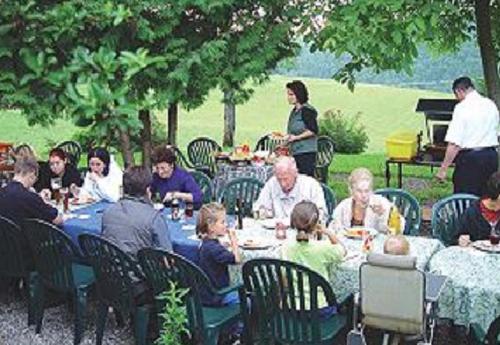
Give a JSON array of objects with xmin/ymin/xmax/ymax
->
[
  {"xmin": 294, "ymin": 152, "xmax": 317, "ymax": 177},
  {"xmin": 453, "ymin": 148, "xmax": 498, "ymax": 196}
]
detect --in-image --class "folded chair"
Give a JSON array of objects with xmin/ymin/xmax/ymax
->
[{"xmin": 349, "ymin": 253, "xmax": 436, "ymax": 345}]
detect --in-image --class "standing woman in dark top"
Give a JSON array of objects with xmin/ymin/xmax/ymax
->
[
  {"xmin": 35, "ymin": 148, "xmax": 82, "ymax": 197},
  {"xmin": 285, "ymin": 80, "xmax": 319, "ymax": 177}
]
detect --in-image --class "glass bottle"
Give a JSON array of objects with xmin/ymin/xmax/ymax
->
[
  {"xmin": 171, "ymin": 198, "xmax": 180, "ymax": 221},
  {"xmin": 388, "ymin": 206, "xmax": 402, "ymax": 235}
]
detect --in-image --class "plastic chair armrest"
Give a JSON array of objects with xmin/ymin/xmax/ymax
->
[{"xmin": 215, "ymin": 283, "xmax": 243, "ymax": 297}]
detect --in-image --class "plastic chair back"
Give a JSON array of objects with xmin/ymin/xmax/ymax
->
[
  {"xmin": 242, "ymin": 258, "xmax": 340, "ymax": 344},
  {"xmin": 315, "ymin": 136, "xmax": 335, "ymax": 183},
  {"xmin": 485, "ymin": 316, "xmax": 500, "ymax": 345},
  {"xmin": 138, "ymin": 248, "xmax": 214, "ymax": 339},
  {"xmin": 375, "ymin": 188, "xmax": 421, "ymax": 235},
  {"xmin": 171, "ymin": 146, "xmax": 195, "ymax": 170},
  {"xmin": 321, "ymin": 183, "xmax": 337, "ymax": 225},
  {"xmin": 431, "ymin": 193, "xmax": 478, "ymax": 246},
  {"xmin": 187, "ymin": 137, "xmax": 221, "ymax": 177},
  {"xmin": 24, "ymin": 219, "xmax": 80, "ymax": 291},
  {"xmin": 191, "ymin": 170, "xmax": 213, "ymax": 204},
  {"xmin": 360, "ymin": 253, "xmax": 425, "ymax": 335},
  {"xmin": 0, "ymin": 216, "xmax": 32, "ymax": 278},
  {"xmin": 254, "ymin": 134, "xmax": 287, "ymax": 154},
  {"xmin": 56, "ymin": 140, "xmax": 82, "ymax": 167},
  {"xmin": 78, "ymin": 233, "xmax": 144, "ymax": 314},
  {"xmin": 218, "ymin": 177, "xmax": 264, "ymax": 217}
]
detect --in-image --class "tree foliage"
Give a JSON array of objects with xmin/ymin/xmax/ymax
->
[{"xmin": 309, "ymin": 0, "xmax": 499, "ymax": 104}]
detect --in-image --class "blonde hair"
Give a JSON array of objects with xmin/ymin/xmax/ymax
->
[
  {"xmin": 291, "ymin": 201, "xmax": 319, "ymax": 242},
  {"xmin": 383, "ymin": 235, "xmax": 410, "ymax": 256},
  {"xmin": 348, "ymin": 167, "xmax": 373, "ymax": 191},
  {"xmin": 196, "ymin": 202, "xmax": 226, "ymax": 239}
]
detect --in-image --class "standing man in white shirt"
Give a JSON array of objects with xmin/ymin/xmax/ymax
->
[
  {"xmin": 437, "ymin": 76, "xmax": 499, "ymax": 196},
  {"xmin": 253, "ymin": 156, "xmax": 326, "ymax": 223}
]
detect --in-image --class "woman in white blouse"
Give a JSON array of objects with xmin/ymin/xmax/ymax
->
[
  {"xmin": 71, "ymin": 148, "xmax": 122, "ymax": 202},
  {"xmin": 329, "ymin": 167, "xmax": 403, "ymax": 233}
]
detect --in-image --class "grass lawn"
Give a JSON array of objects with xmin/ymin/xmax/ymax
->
[{"xmin": 0, "ymin": 75, "xmax": 454, "ymax": 203}]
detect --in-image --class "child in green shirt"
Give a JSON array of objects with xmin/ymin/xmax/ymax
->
[{"xmin": 281, "ymin": 200, "xmax": 346, "ymax": 318}]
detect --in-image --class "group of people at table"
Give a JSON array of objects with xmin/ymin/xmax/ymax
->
[
  {"xmin": 2, "ymin": 139, "xmax": 498, "ymax": 313},
  {"xmin": 0, "ymin": 77, "xmax": 499, "ymax": 340}
]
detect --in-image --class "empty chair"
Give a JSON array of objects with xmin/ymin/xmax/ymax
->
[
  {"xmin": 431, "ymin": 193, "xmax": 478, "ymax": 246},
  {"xmin": 191, "ymin": 170, "xmax": 213, "ymax": 204},
  {"xmin": 187, "ymin": 137, "xmax": 222, "ymax": 178},
  {"xmin": 315, "ymin": 136, "xmax": 335, "ymax": 183},
  {"xmin": 254, "ymin": 134, "xmax": 287, "ymax": 154},
  {"xmin": 352, "ymin": 253, "xmax": 436, "ymax": 345},
  {"xmin": 218, "ymin": 177, "xmax": 264, "ymax": 217},
  {"xmin": 321, "ymin": 183, "xmax": 337, "ymax": 225},
  {"xmin": 471, "ymin": 315, "xmax": 500, "ymax": 345},
  {"xmin": 0, "ymin": 216, "xmax": 36, "ymax": 326},
  {"xmin": 375, "ymin": 188, "xmax": 421, "ymax": 235},
  {"xmin": 56, "ymin": 140, "xmax": 82, "ymax": 167},
  {"xmin": 138, "ymin": 249, "xmax": 242, "ymax": 345},
  {"xmin": 24, "ymin": 219, "xmax": 94, "ymax": 345},
  {"xmin": 78, "ymin": 233, "xmax": 152, "ymax": 345},
  {"xmin": 242, "ymin": 258, "xmax": 347, "ymax": 345}
]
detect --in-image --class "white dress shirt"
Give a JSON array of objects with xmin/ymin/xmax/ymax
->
[
  {"xmin": 81, "ymin": 156, "xmax": 123, "ymax": 202},
  {"xmin": 445, "ymin": 90, "xmax": 499, "ymax": 149},
  {"xmin": 253, "ymin": 174, "xmax": 326, "ymax": 222}
]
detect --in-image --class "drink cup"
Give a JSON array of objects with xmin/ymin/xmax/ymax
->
[
  {"xmin": 185, "ymin": 202, "xmax": 194, "ymax": 218},
  {"xmin": 490, "ymin": 234, "xmax": 500, "ymax": 246}
]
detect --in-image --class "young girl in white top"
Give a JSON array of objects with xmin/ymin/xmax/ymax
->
[{"xmin": 72, "ymin": 148, "xmax": 122, "ymax": 202}]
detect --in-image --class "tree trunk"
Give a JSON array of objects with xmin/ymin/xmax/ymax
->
[
  {"xmin": 167, "ymin": 103, "xmax": 178, "ymax": 145},
  {"xmin": 223, "ymin": 89, "xmax": 236, "ymax": 147},
  {"xmin": 474, "ymin": 0, "xmax": 500, "ymax": 107},
  {"xmin": 139, "ymin": 109, "xmax": 152, "ymax": 168},
  {"xmin": 118, "ymin": 128, "xmax": 135, "ymax": 168}
]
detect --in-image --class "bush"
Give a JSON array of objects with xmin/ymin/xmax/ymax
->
[
  {"xmin": 156, "ymin": 281, "xmax": 189, "ymax": 345},
  {"xmin": 319, "ymin": 109, "xmax": 369, "ymax": 154}
]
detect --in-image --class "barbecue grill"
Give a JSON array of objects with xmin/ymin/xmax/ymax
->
[{"xmin": 415, "ymin": 98, "xmax": 458, "ymax": 162}]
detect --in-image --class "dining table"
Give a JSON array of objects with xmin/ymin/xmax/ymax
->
[
  {"xmin": 63, "ymin": 203, "xmax": 445, "ymax": 305},
  {"xmin": 428, "ymin": 245, "xmax": 500, "ymax": 336}
]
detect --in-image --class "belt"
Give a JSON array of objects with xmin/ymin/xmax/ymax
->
[{"xmin": 460, "ymin": 146, "xmax": 497, "ymax": 153}]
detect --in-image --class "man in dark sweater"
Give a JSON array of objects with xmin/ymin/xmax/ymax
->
[{"xmin": 455, "ymin": 172, "xmax": 500, "ymax": 246}]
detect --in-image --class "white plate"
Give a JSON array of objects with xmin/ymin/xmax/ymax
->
[
  {"xmin": 472, "ymin": 240, "xmax": 500, "ymax": 253},
  {"xmin": 259, "ymin": 219, "xmax": 277, "ymax": 229},
  {"xmin": 342, "ymin": 227, "xmax": 377, "ymax": 239}
]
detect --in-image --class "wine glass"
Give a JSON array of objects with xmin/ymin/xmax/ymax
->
[{"xmin": 489, "ymin": 220, "xmax": 500, "ymax": 245}]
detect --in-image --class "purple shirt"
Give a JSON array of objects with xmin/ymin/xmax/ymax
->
[{"xmin": 150, "ymin": 166, "xmax": 203, "ymax": 209}]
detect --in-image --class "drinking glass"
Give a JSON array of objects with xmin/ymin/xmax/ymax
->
[
  {"xmin": 185, "ymin": 202, "xmax": 194, "ymax": 218},
  {"xmin": 60, "ymin": 187, "xmax": 70, "ymax": 213},
  {"xmin": 489, "ymin": 220, "xmax": 500, "ymax": 245},
  {"xmin": 51, "ymin": 177, "xmax": 62, "ymax": 204}
]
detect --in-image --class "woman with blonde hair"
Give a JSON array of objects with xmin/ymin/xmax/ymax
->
[{"xmin": 329, "ymin": 167, "xmax": 403, "ymax": 233}]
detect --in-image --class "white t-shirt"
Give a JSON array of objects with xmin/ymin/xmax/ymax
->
[
  {"xmin": 445, "ymin": 90, "xmax": 499, "ymax": 149},
  {"xmin": 80, "ymin": 156, "xmax": 123, "ymax": 202},
  {"xmin": 253, "ymin": 174, "xmax": 326, "ymax": 222}
]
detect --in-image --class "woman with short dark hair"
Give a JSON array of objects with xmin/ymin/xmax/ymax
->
[
  {"xmin": 72, "ymin": 147, "xmax": 123, "ymax": 202},
  {"xmin": 285, "ymin": 80, "xmax": 319, "ymax": 177},
  {"xmin": 35, "ymin": 148, "xmax": 82, "ymax": 197},
  {"xmin": 455, "ymin": 171, "xmax": 500, "ymax": 246},
  {"xmin": 150, "ymin": 145, "xmax": 203, "ymax": 209}
]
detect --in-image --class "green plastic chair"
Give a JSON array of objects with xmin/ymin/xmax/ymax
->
[
  {"xmin": 171, "ymin": 146, "xmax": 196, "ymax": 170},
  {"xmin": 56, "ymin": 140, "xmax": 82, "ymax": 167},
  {"xmin": 320, "ymin": 183, "xmax": 337, "ymax": 225},
  {"xmin": 471, "ymin": 316, "xmax": 500, "ymax": 345},
  {"xmin": 191, "ymin": 170, "xmax": 213, "ymax": 204},
  {"xmin": 218, "ymin": 177, "xmax": 264, "ymax": 217},
  {"xmin": 315, "ymin": 136, "xmax": 335, "ymax": 183},
  {"xmin": 431, "ymin": 193, "xmax": 479, "ymax": 246},
  {"xmin": 242, "ymin": 258, "xmax": 347, "ymax": 345},
  {"xmin": 23, "ymin": 219, "xmax": 95, "ymax": 345},
  {"xmin": 137, "ymin": 249, "xmax": 242, "ymax": 345},
  {"xmin": 375, "ymin": 188, "xmax": 421, "ymax": 235},
  {"xmin": 254, "ymin": 134, "xmax": 287, "ymax": 154},
  {"xmin": 187, "ymin": 137, "xmax": 222, "ymax": 178},
  {"xmin": 0, "ymin": 216, "xmax": 36, "ymax": 326},
  {"xmin": 78, "ymin": 234, "xmax": 152, "ymax": 345}
]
